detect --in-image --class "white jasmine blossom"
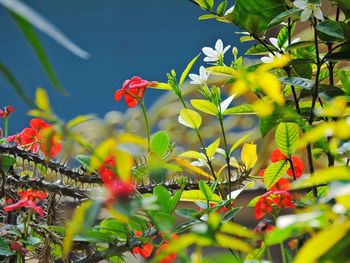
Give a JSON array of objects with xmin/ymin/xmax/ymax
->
[
  {"xmin": 224, "ymin": 5, "xmax": 234, "ymax": 16},
  {"xmin": 202, "ymin": 39, "xmax": 231, "ymax": 63},
  {"xmin": 189, "ymin": 66, "xmax": 210, "ymax": 85},
  {"xmin": 220, "ymin": 94, "xmax": 236, "ymax": 112},
  {"xmin": 294, "ymin": 0, "xmax": 324, "ymax": 22},
  {"xmin": 260, "ymin": 37, "xmax": 300, "ymax": 63}
]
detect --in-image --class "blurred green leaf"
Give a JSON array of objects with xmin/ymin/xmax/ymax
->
[
  {"xmin": 150, "ymin": 131, "xmax": 169, "ymax": 157},
  {"xmin": 11, "ymin": 12, "xmax": 68, "ymax": 95}
]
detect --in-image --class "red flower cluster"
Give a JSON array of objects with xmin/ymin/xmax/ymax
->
[
  {"xmin": 255, "ymin": 190, "xmax": 295, "ymax": 219},
  {"xmin": 132, "ymin": 231, "xmax": 177, "ymax": 263},
  {"xmin": 8, "ymin": 118, "xmax": 61, "ymax": 158},
  {"xmin": 0, "ymin": 105, "xmax": 14, "ymax": 118},
  {"xmin": 98, "ymin": 156, "xmax": 135, "ymax": 201},
  {"xmin": 270, "ymin": 149, "xmax": 305, "ymax": 178},
  {"xmin": 4, "ymin": 189, "xmax": 48, "ymax": 216},
  {"xmin": 114, "ymin": 76, "xmax": 155, "ymax": 108},
  {"xmin": 258, "ymin": 169, "xmax": 291, "ymax": 191}
]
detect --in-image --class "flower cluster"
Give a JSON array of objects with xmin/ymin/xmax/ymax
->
[
  {"xmin": 0, "ymin": 105, "xmax": 15, "ymax": 118},
  {"xmin": 8, "ymin": 118, "xmax": 61, "ymax": 158},
  {"xmin": 255, "ymin": 190, "xmax": 295, "ymax": 219},
  {"xmin": 98, "ymin": 156, "xmax": 135, "ymax": 202},
  {"xmin": 270, "ymin": 149, "xmax": 305, "ymax": 179},
  {"xmin": 132, "ymin": 231, "xmax": 177, "ymax": 263},
  {"xmin": 114, "ymin": 76, "xmax": 155, "ymax": 108},
  {"xmin": 4, "ymin": 189, "xmax": 48, "ymax": 216}
]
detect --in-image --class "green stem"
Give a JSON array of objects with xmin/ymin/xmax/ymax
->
[
  {"xmin": 266, "ymin": 245, "xmax": 273, "ymax": 262},
  {"xmin": 280, "ymin": 242, "xmax": 287, "ymax": 263},
  {"xmin": 218, "ymin": 116, "xmax": 232, "ymax": 198},
  {"xmin": 139, "ymin": 100, "xmax": 151, "ymax": 152},
  {"xmin": 4, "ymin": 117, "xmax": 8, "ymax": 138}
]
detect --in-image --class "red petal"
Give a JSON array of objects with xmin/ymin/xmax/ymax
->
[
  {"xmin": 270, "ymin": 149, "xmax": 287, "ymax": 163},
  {"xmin": 114, "ymin": 89, "xmax": 124, "ymax": 101},
  {"xmin": 30, "ymin": 118, "xmax": 50, "ymax": 130}
]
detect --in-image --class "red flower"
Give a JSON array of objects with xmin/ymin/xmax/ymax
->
[
  {"xmin": 114, "ymin": 76, "xmax": 155, "ymax": 108},
  {"xmin": 10, "ymin": 242, "xmax": 21, "ymax": 251},
  {"xmin": 287, "ymin": 156, "xmax": 304, "ymax": 178},
  {"xmin": 270, "ymin": 149, "xmax": 305, "ymax": 178},
  {"xmin": 270, "ymin": 178, "xmax": 291, "ymax": 191},
  {"xmin": 270, "ymin": 149, "xmax": 287, "ymax": 162},
  {"xmin": 254, "ymin": 190, "xmax": 295, "ymax": 219},
  {"xmin": 3, "ymin": 189, "xmax": 47, "ymax": 216},
  {"xmin": 0, "ymin": 105, "xmax": 15, "ymax": 118},
  {"xmin": 98, "ymin": 156, "xmax": 135, "ymax": 201},
  {"xmin": 8, "ymin": 118, "xmax": 61, "ymax": 158},
  {"xmin": 258, "ymin": 169, "xmax": 265, "ymax": 178},
  {"xmin": 156, "ymin": 243, "xmax": 177, "ymax": 263},
  {"xmin": 132, "ymin": 231, "xmax": 155, "ymax": 258},
  {"xmin": 209, "ymin": 203, "xmax": 229, "ymax": 213}
]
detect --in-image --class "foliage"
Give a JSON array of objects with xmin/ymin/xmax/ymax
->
[{"xmin": 0, "ymin": 0, "xmax": 350, "ymax": 262}]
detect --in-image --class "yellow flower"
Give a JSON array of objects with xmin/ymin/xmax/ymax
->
[{"xmin": 241, "ymin": 143, "xmax": 258, "ymax": 171}]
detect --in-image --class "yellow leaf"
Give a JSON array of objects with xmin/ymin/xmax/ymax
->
[
  {"xmin": 191, "ymin": 99, "xmax": 218, "ymax": 115},
  {"xmin": 67, "ymin": 115, "xmax": 96, "ymax": 128},
  {"xmin": 149, "ymin": 82, "xmax": 172, "ymax": 90},
  {"xmin": 178, "ymin": 108, "xmax": 202, "ymax": 129},
  {"xmin": 294, "ymin": 221, "xmax": 350, "ymax": 263},
  {"xmin": 36, "ymin": 87, "xmax": 51, "ymax": 113},
  {"xmin": 298, "ymin": 122, "xmax": 335, "ymax": 149},
  {"xmin": 174, "ymin": 157, "xmax": 215, "ymax": 181},
  {"xmin": 179, "ymin": 54, "xmax": 201, "ymax": 87},
  {"xmin": 251, "ymin": 100, "xmax": 274, "ymax": 116},
  {"xmin": 116, "ymin": 133, "xmax": 148, "ymax": 148},
  {"xmin": 241, "ymin": 143, "xmax": 258, "ymax": 171},
  {"xmin": 229, "ymin": 79, "xmax": 249, "ymax": 96},
  {"xmin": 178, "ymin": 150, "xmax": 205, "ymax": 159},
  {"xmin": 180, "ymin": 190, "xmax": 222, "ymax": 203},
  {"xmin": 258, "ymin": 54, "xmax": 291, "ymax": 72},
  {"xmin": 206, "ymin": 138, "xmax": 221, "ymax": 159},
  {"xmin": 90, "ymin": 138, "xmax": 117, "ymax": 170},
  {"xmin": 256, "ymin": 72, "xmax": 284, "ymax": 105},
  {"xmin": 63, "ymin": 201, "xmax": 92, "ymax": 256},
  {"xmin": 221, "ymin": 221, "xmax": 255, "ymax": 238},
  {"xmin": 115, "ymin": 150, "xmax": 133, "ymax": 182},
  {"xmin": 207, "ymin": 65, "xmax": 237, "ymax": 76},
  {"xmin": 215, "ymin": 233, "xmax": 252, "ymax": 253}
]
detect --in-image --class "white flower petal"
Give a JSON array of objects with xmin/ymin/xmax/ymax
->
[
  {"xmin": 260, "ymin": 56, "xmax": 273, "ymax": 63},
  {"xmin": 224, "ymin": 6, "xmax": 234, "ymax": 16},
  {"xmin": 202, "ymin": 47, "xmax": 217, "ymax": 58},
  {"xmin": 269, "ymin": 37, "xmax": 279, "ymax": 49},
  {"xmin": 313, "ymin": 7, "xmax": 324, "ymax": 21},
  {"xmin": 220, "ymin": 94, "xmax": 236, "ymax": 112},
  {"xmin": 222, "ymin": 45, "xmax": 231, "ymax": 55},
  {"xmin": 291, "ymin": 37, "xmax": 301, "ymax": 44},
  {"xmin": 203, "ymin": 57, "xmax": 217, "ymax": 62},
  {"xmin": 294, "ymin": 0, "xmax": 307, "ymax": 9},
  {"xmin": 215, "ymin": 39, "xmax": 224, "ymax": 53},
  {"xmin": 301, "ymin": 8, "xmax": 312, "ymax": 22}
]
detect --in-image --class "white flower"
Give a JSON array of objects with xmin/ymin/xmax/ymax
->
[
  {"xmin": 202, "ymin": 39, "xmax": 231, "ymax": 62},
  {"xmin": 224, "ymin": 5, "xmax": 234, "ymax": 16},
  {"xmin": 338, "ymin": 142, "xmax": 350, "ymax": 154},
  {"xmin": 294, "ymin": 0, "xmax": 324, "ymax": 22},
  {"xmin": 260, "ymin": 37, "xmax": 300, "ymax": 63},
  {"xmin": 189, "ymin": 66, "xmax": 209, "ymax": 85},
  {"xmin": 220, "ymin": 94, "xmax": 236, "ymax": 112}
]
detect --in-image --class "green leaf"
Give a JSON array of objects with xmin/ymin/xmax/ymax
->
[
  {"xmin": 292, "ymin": 166, "xmax": 350, "ymax": 189},
  {"xmin": 153, "ymin": 185, "xmax": 171, "ymax": 212},
  {"xmin": 178, "ymin": 108, "xmax": 202, "ymax": 129},
  {"xmin": 0, "ymin": 0, "xmax": 89, "ymax": 59},
  {"xmin": 275, "ymin": 122, "xmax": 300, "ymax": 155},
  {"xmin": 222, "ymin": 207, "xmax": 242, "ymax": 222},
  {"xmin": 0, "ymin": 155, "xmax": 16, "ymax": 172},
  {"xmin": 264, "ymin": 160, "xmax": 289, "ymax": 189},
  {"xmin": 316, "ymin": 20, "xmax": 345, "ymax": 42},
  {"xmin": 206, "ymin": 138, "xmax": 220, "ymax": 159},
  {"xmin": 150, "ymin": 131, "xmax": 169, "ymax": 157},
  {"xmin": 232, "ymin": 0, "xmax": 286, "ymax": 34},
  {"xmin": 0, "ymin": 238, "xmax": 14, "ymax": 256},
  {"xmin": 326, "ymin": 52, "xmax": 350, "ymax": 61},
  {"xmin": 229, "ymin": 132, "xmax": 254, "ymax": 155},
  {"xmin": 245, "ymin": 44, "xmax": 277, "ymax": 55},
  {"xmin": 67, "ymin": 115, "xmax": 96, "ymax": 128},
  {"xmin": 179, "ymin": 54, "xmax": 200, "ymax": 87},
  {"xmin": 74, "ymin": 231, "xmax": 111, "ymax": 243},
  {"xmin": 153, "ymin": 212, "xmax": 176, "ymax": 231},
  {"xmin": 199, "ymin": 180, "xmax": 213, "ymax": 201},
  {"xmin": 285, "ymin": 40, "xmax": 315, "ymax": 51},
  {"xmin": 277, "ymin": 26, "xmax": 289, "ymax": 48},
  {"xmin": 35, "ymin": 87, "xmax": 51, "ymax": 113},
  {"xmin": 259, "ymin": 109, "xmax": 283, "ymax": 137},
  {"xmin": 181, "ymin": 190, "xmax": 222, "ymax": 203},
  {"xmin": 0, "ymin": 62, "xmax": 35, "ymax": 107},
  {"xmin": 11, "ymin": 12, "xmax": 68, "ymax": 95},
  {"xmin": 216, "ymin": 0, "xmax": 228, "ymax": 15},
  {"xmin": 168, "ymin": 189, "xmax": 183, "ymax": 214},
  {"xmin": 63, "ymin": 201, "xmax": 102, "ymax": 255},
  {"xmin": 224, "ymin": 104, "xmax": 254, "ymax": 115},
  {"xmin": 198, "ymin": 14, "xmax": 218, "ymax": 20},
  {"xmin": 280, "ymin": 77, "xmax": 314, "ymax": 90},
  {"xmin": 267, "ymin": 8, "xmax": 300, "ymax": 28},
  {"xmin": 191, "ymin": 99, "xmax": 218, "ymax": 115}
]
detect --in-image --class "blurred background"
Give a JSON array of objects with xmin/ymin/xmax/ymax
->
[{"xmin": 0, "ymin": 0, "xmax": 250, "ymax": 133}]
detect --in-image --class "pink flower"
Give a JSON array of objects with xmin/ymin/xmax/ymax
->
[{"xmin": 0, "ymin": 105, "xmax": 14, "ymax": 118}]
